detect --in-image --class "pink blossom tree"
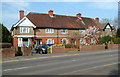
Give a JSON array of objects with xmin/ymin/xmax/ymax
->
[{"xmin": 82, "ymin": 26, "xmax": 99, "ymax": 45}]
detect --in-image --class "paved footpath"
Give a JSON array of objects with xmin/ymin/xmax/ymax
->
[{"xmin": 1, "ymin": 49, "xmax": 118, "ymax": 63}]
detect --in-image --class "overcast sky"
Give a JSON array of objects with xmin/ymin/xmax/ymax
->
[{"xmin": 1, "ymin": 0, "xmax": 118, "ymax": 30}]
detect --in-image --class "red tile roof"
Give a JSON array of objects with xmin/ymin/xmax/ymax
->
[{"xmin": 26, "ymin": 12, "xmax": 98, "ymax": 29}]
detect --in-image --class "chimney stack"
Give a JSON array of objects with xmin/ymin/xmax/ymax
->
[
  {"xmin": 48, "ymin": 10, "xmax": 54, "ymax": 17},
  {"xmin": 20, "ymin": 10, "xmax": 24, "ymax": 20},
  {"xmin": 95, "ymin": 17, "xmax": 99, "ymax": 23},
  {"xmin": 76, "ymin": 13, "xmax": 82, "ymax": 18}
]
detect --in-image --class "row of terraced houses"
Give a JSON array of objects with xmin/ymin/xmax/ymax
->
[{"xmin": 11, "ymin": 10, "xmax": 116, "ymax": 48}]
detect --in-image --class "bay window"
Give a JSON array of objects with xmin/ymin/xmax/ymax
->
[{"xmin": 20, "ymin": 27, "xmax": 29, "ymax": 33}]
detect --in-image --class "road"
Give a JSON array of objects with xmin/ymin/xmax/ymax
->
[{"xmin": 2, "ymin": 49, "xmax": 119, "ymax": 75}]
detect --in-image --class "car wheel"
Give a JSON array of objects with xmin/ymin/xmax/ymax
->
[
  {"xmin": 42, "ymin": 50, "xmax": 45, "ymax": 54},
  {"xmin": 39, "ymin": 50, "xmax": 42, "ymax": 54}
]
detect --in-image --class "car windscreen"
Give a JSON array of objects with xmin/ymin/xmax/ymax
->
[{"xmin": 41, "ymin": 45, "xmax": 49, "ymax": 48}]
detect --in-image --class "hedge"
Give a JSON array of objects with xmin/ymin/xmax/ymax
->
[
  {"xmin": 113, "ymin": 38, "xmax": 120, "ymax": 44},
  {"xmin": 0, "ymin": 43, "xmax": 12, "ymax": 48},
  {"xmin": 99, "ymin": 36, "xmax": 112, "ymax": 44},
  {"xmin": 65, "ymin": 44, "xmax": 71, "ymax": 48}
]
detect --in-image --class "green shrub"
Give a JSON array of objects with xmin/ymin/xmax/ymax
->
[
  {"xmin": 0, "ymin": 43, "xmax": 12, "ymax": 48},
  {"xmin": 78, "ymin": 49, "xmax": 80, "ymax": 51},
  {"xmin": 47, "ymin": 47, "xmax": 51, "ymax": 54},
  {"xmin": 113, "ymin": 38, "xmax": 120, "ymax": 44},
  {"xmin": 99, "ymin": 36, "xmax": 112, "ymax": 44},
  {"xmin": 52, "ymin": 44, "xmax": 63, "ymax": 47},
  {"xmin": 65, "ymin": 44, "xmax": 71, "ymax": 48}
]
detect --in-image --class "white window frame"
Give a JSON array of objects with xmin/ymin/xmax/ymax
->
[
  {"xmin": 46, "ymin": 39, "xmax": 54, "ymax": 44},
  {"xmin": 91, "ymin": 38, "xmax": 96, "ymax": 44},
  {"xmin": 45, "ymin": 28, "xmax": 54, "ymax": 33},
  {"xmin": 18, "ymin": 38, "xmax": 23, "ymax": 47},
  {"xmin": 20, "ymin": 27, "xmax": 29, "ymax": 33},
  {"xmin": 61, "ymin": 29, "xmax": 68, "ymax": 34},
  {"xmin": 79, "ymin": 30, "xmax": 85, "ymax": 34},
  {"xmin": 80, "ymin": 38, "xmax": 86, "ymax": 45},
  {"xmin": 61, "ymin": 38, "xmax": 68, "ymax": 44}
]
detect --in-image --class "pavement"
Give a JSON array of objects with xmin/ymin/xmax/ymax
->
[
  {"xmin": 1, "ymin": 48, "xmax": 119, "ymax": 75},
  {"xmin": 1, "ymin": 49, "xmax": 118, "ymax": 62}
]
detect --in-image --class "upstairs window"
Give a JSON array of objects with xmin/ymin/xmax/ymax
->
[
  {"xmin": 79, "ymin": 30, "xmax": 85, "ymax": 34},
  {"xmin": 20, "ymin": 27, "xmax": 29, "ymax": 33},
  {"xmin": 61, "ymin": 29, "xmax": 68, "ymax": 34},
  {"xmin": 45, "ymin": 28, "xmax": 54, "ymax": 33}
]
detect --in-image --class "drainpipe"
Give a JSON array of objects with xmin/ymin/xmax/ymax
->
[{"xmin": 57, "ymin": 29, "xmax": 59, "ymax": 44}]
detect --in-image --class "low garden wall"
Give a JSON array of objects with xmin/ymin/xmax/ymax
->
[
  {"xmin": 52, "ymin": 46, "xmax": 65, "ymax": 53},
  {"xmin": 2, "ymin": 48, "xmax": 15, "ymax": 58},
  {"xmin": 2, "ymin": 47, "xmax": 32, "ymax": 58},
  {"xmin": 108, "ymin": 44, "xmax": 119, "ymax": 49},
  {"xmin": 80, "ymin": 44, "xmax": 119, "ymax": 51},
  {"xmin": 65, "ymin": 48, "xmax": 78, "ymax": 51},
  {"xmin": 22, "ymin": 47, "xmax": 32, "ymax": 56}
]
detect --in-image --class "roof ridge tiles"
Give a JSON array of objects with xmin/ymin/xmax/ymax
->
[{"xmin": 28, "ymin": 12, "xmax": 93, "ymax": 19}]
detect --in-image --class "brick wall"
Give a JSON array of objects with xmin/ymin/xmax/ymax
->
[
  {"xmin": 108, "ymin": 44, "xmax": 119, "ymax": 49},
  {"xmin": 52, "ymin": 46, "xmax": 65, "ymax": 53},
  {"xmin": 22, "ymin": 47, "xmax": 32, "ymax": 56},
  {"xmin": 13, "ymin": 37, "xmax": 18, "ymax": 48},
  {"xmin": 80, "ymin": 44, "xmax": 118, "ymax": 51},
  {"xmin": 65, "ymin": 48, "xmax": 78, "ymax": 51},
  {"xmin": 2, "ymin": 48, "xmax": 15, "ymax": 58}
]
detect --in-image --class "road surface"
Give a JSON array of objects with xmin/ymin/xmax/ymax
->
[{"xmin": 2, "ymin": 49, "xmax": 119, "ymax": 75}]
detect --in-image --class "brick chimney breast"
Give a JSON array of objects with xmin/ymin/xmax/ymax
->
[
  {"xmin": 76, "ymin": 13, "xmax": 82, "ymax": 19},
  {"xmin": 95, "ymin": 17, "xmax": 99, "ymax": 23},
  {"xmin": 20, "ymin": 10, "xmax": 24, "ymax": 20},
  {"xmin": 48, "ymin": 10, "xmax": 54, "ymax": 17}
]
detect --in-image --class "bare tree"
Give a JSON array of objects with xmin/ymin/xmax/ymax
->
[
  {"xmin": 100, "ymin": 17, "xmax": 118, "ymax": 29},
  {"xmin": 100, "ymin": 18, "xmax": 112, "ymax": 24},
  {"xmin": 112, "ymin": 17, "xmax": 118, "ymax": 29},
  {"xmin": 69, "ymin": 31, "xmax": 82, "ymax": 46}
]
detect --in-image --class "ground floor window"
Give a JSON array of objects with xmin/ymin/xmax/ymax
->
[
  {"xmin": 18, "ymin": 38, "xmax": 23, "ymax": 47},
  {"xmin": 18, "ymin": 38, "xmax": 32, "ymax": 47},
  {"xmin": 61, "ymin": 38, "xmax": 68, "ymax": 45},
  {"xmin": 80, "ymin": 38, "xmax": 86, "ymax": 45},
  {"xmin": 23, "ymin": 38, "xmax": 28, "ymax": 47},
  {"xmin": 91, "ymin": 38, "xmax": 96, "ymax": 44},
  {"xmin": 46, "ymin": 39, "xmax": 54, "ymax": 44}
]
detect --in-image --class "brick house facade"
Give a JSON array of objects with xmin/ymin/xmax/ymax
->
[{"xmin": 11, "ymin": 10, "xmax": 116, "ymax": 48}]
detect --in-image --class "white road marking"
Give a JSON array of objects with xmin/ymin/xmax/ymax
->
[
  {"xmin": 72, "ymin": 60, "xmax": 76, "ymax": 61},
  {"xmin": 4, "ymin": 67, "xmax": 29, "ymax": 71}
]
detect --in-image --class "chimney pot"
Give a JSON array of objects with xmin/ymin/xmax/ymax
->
[
  {"xmin": 48, "ymin": 10, "xmax": 54, "ymax": 17},
  {"xmin": 20, "ymin": 10, "xmax": 24, "ymax": 20},
  {"xmin": 95, "ymin": 17, "xmax": 99, "ymax": 22},
  {"xmin": 76, "ymin": 13, "xmax": 82, "ymax": 18}
]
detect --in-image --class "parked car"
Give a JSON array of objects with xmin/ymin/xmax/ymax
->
[
  {"xmin": 35, "ymin": 45, "xmax": 49, "ymax": 54},
  {"xmin": 46, "ymin": 44, "xmax": 54, "ymax": 47}
]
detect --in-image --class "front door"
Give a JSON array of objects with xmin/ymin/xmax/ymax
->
[{"xmin": 35, "ymin": 39, "xmax": 42, "ymax": 47}]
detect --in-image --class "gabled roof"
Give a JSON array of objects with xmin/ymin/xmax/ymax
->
[
  {"xmin": 26, "ymin": 12, "xmax": 98, "ymax": 29},
  {"xmin": 98, "ymin": 23, "xmax": 115, "ymax": 31},
  {"xmin": 103, "ymin": 23, "xmax": 114, "ymax": 31},
  {"xmin": 11, "ymin": 17, "xmax": 36, "ymax": 31}
]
